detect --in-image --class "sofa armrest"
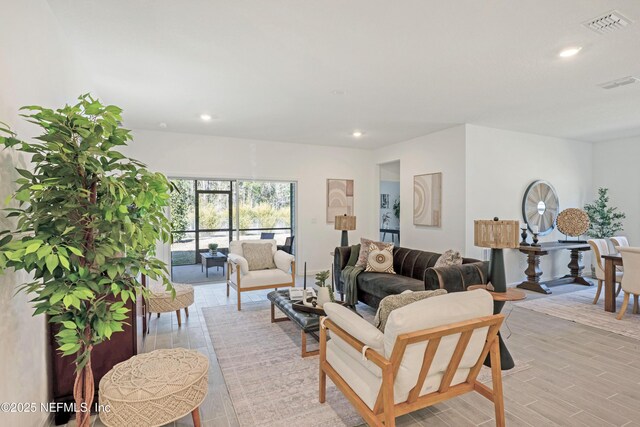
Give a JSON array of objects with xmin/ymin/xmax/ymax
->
[
  {"xmin": 333, "ymin": 246, "xmax": 352, "ymax": 294},
  {"xmin": 323, "ymin": 303, "xmax": 385, "ymax": 354},
  {"xmin": 274, "ymin": 250, "xmax": 294, "ymax": 273},
  {"xmin": 424, "ymin": 261, "xmax": 489, "ymax": 293},
  {"xmin": 227, "ymin": 253, "xmax": 249, "ymax": 275}
]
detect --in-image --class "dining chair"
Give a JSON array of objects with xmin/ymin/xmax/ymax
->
[
  {"xmin": 260, "ymin": 232, "xmax": 275, "ymax": 239},
  {"xmin": 610, "ymin": 236, "xmax": 630, "ymax": 252},
  {"xmin": 616, "ymin": 247, "xmax": 640, "ymax": 320},
  {"xmin": 588, "ymin": 239, "xmax": 622, "ymax": 304}
]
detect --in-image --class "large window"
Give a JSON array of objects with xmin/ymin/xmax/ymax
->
[{"xmin": 169, "ymin": 178, "xmax": 295, "ymax": 267}]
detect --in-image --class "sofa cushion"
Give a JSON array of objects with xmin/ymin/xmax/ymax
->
[
  {"xmin": 392, "ymin": 247, "xmax": 441, "ymax": 281},
  {"xmin": 365, "ymin": 242, "xmax": 395, "ymax": 274},
  {"xmin": 357, "ymin": 272, "xmax": 424, "ymax": 301},
  {"xmin": 355, "ymin": 238, "xmax": 386, "ymax": 267},
  {"xmin": 425, "ymin": 261, "xmax": 488, "ymax": 292},
  {"xmin": 434, "ymin": 249, "xmax": 463, "ymax": 268},
  {"xmin": 242, "ymin": 242, "xmax": 276, "ymax": 270}
]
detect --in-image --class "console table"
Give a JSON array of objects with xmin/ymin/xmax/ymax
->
[{"xmin": 517, "ymin": 242, "xmax": 592, "ymax": 294}]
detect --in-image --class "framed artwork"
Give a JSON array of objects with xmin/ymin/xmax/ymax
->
[
  {"xmin": 326, "ymin": 179, "xmax": 354, "ymax": 223},
  {"xmin": 380, "ymin": 194, "xmax": 389, "ymax": 209},
  {"xmin": 413, "ymin": 172, "xmax": 442, "ymax": 227}
]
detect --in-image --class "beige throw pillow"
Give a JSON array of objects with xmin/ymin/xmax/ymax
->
[
  {"xmin": 374, "ymin": 289, "xmax": 448, "ymax": 332},
  {"xmin": 434, "ymin": 249, "xmax": 463, "ymax": 268},
  {"xmin": 365, "ymin": 242, "xmax": 396, "ymax": 274},
  {"xmin": 242, "ymin": 243, "xmax": 276, "ymax": 271},
  {"xmin": 355, "ymin": 238, "xmax": 387, "ymax": 267}
]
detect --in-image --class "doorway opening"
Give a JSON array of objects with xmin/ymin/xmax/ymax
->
[{"xmin": 379, "ymin": 161, "xmax": 400, "ymax": 245}]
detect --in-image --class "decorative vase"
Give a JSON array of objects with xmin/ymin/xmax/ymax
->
[{"xmin": 317, "ymin": 286, "xmax": 331, "ymax": 308}]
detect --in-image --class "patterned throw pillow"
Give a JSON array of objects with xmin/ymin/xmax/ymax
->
[
  {"xmin": 374, "ymin": 289, "xmax": 448, "ymax": 331},
  {"xmin": 242, "ymin": 243, "xmax": 276, "ymax": 271},
  {"xmin": 434, "ymin": 249, "xmax": 463, "ymax": 268},
  {"xmin": 365, "ymin": 242, "xmax": 396, "ymax": 274},
  {"xmin": 355, "ymin": 238, "xmax": 387, "ymax": 267}
]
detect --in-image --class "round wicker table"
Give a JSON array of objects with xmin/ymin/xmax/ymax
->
[
  {"xmin": 99, "ymin": 348, "xmax": 209, "ymax": 427},
  {"xmin": 147, "ymin": 283, "xmax": 194, "ymax": 332}
]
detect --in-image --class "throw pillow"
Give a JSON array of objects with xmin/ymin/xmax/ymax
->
[
  {"xmin": 434, "ymin": 249, "xmax": 463, "ymax": 268},
  {"xmin": 374, "ymin": 289, "xmax": 448, "ymax": 332},
  {"xmin": 346, "ymin": 243, "xmax": 361, "ymax": 267},
  {"xmin": 242, "ymin": 243, "xmax": 276, "ymax": 271},
  {"xmin": 365, "ymin": 242, "xmax": 396, "ymax": 274},
  {"xmin": 355, "ymin": 238, "xmax": 387, "ymax": 267}
]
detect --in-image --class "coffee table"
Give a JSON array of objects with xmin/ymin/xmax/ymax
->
[
  {"xmin": 268, "ymin": 290, "xmax": 322, "ymax": 357},
  {"xmin": 201, "ymin": 251, "xmax": 226, "ymax": 277}
]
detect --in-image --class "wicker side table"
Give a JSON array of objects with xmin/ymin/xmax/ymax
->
[
  {"xmin": 147, "ymin": 283, "xmax": 194, "ymax": 332},
  {"xmin": 99, "ymin": 348, "xmax": 209, "ymax": 427}
]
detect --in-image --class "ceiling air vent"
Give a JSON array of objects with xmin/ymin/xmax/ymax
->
[
  {"xmin": 598, "ymin": 76, "xmax": 639, "ymax": 90},
  {"xmin": 584, "ymin": 10, "xmax": 633, "ymax": 34}
]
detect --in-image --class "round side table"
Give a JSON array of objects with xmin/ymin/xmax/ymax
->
[{"xmin": 468, "ymin": 284, "xmax": 526, "ymax": 370}]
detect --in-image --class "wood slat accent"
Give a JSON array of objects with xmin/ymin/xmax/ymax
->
[
  {"xmin": 407, "ymin": 337, "xmax": 441, "ymax": 403},
  {"xmin": 466, "ymin": 322, "xmax": 503, "ymax": 384},
  {"xmin": 439, "ymin": 331, "xmax": 473, "ymax": 393}
]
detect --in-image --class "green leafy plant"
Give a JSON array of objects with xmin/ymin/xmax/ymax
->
[
  {"xmin": 0, "ymin": 95, "xmax": 173, "ymax": 427},
  {"xmin": 208, "ymin": 243, "xmax": 218, "ymax": 251},
  {"xmin": 584, "ymin": 188, "xmax": 626, "ymax": 238},
  {"xmin": 314, "ymin": 270, "xmax": 335, "ymax": 302}
]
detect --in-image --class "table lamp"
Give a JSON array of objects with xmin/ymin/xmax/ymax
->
[
  {"xmin": 474, "ymin": 218, "xmax": 520, "ymax": 292},
  {"xmin": 335, "ymin": 214, "xmax": 356, "ymax": 247}
]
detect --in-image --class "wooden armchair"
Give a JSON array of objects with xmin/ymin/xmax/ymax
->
[{"xmin": 319, "ymin": 290, "xmax": 505, "ymax": 427}]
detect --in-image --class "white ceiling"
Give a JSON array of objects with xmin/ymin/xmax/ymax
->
[{"xmin": 47, "ymin": 0, "xmax": 640, "ymax": 148}]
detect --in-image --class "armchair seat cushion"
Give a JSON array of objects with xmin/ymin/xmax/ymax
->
[
  {"xmin": 357, "ymin": 273, "xmax": 424, "ymax": 300},
  {"xmin": 229, "ymin": 268, "xmax": 292, "ymax": 288}
]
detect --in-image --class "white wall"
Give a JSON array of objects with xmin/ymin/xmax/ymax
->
[
  {"xmin": 465, "ymin": 125, "xmax": 594, "ymax": 285},
  {"xmin": 374, "ymin": 125, "xmax": 467, "ymax": 253},
  {"xmin": 0, "ymin": 1, "xmax": 85, "ymax": 426},
  {"xmin": 593, "ymin": 137, "xmax": 640, "ymax": 246},
  {"xmin": 122, "ymin": 129, "xmax": 375, "ymax": 273}
]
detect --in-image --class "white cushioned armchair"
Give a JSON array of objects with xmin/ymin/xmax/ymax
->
[
  {"xmin": 226, "ymin": 239, "xmax": 295, "ymax": 310},
  {"xmin": 319, "ymin": 290, "xmax": 505, "ymax": 427}
]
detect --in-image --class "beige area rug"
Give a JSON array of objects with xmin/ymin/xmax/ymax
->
[
  {"xmin": 203, "ymin": 301, "xmax": 529, "ymax": 427},
  {"xmin": 515, "ymin": 287, "xmax": 640, "ymax": 340}
]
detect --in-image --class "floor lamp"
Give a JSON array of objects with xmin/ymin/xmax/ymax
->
[
  {"xmin": 474, "ymin": 219, "xmax": 520, "ymax": 292},
  {"xmin": 335, "ymin": 214, "xmax": 356, "ymax": 247}
]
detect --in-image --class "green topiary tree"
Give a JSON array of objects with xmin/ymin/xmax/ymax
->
[
  {"xmin": 0, "ymin": 95, "xmax": 173, "ymax": 427},
  {"xmin": 584, "ymin": 188, "xmax": 626, "ymax": 238}
]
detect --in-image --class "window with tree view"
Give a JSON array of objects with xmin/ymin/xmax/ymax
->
[{"xmin": 169, "ymin": 179, "xmax": 295, "ymax": 268}]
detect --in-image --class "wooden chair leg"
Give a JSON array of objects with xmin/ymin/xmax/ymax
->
[
  {"xmin": 490, "ymin": 339, "xmax": 505, "ymax": 427},
  {"xmin": 191, "ymin": 407, "xmax": 202, "ymax": 427},
  {"xmin": 176, "ymin": 309, "xmax": 182, "ymax": 327},
  {"xmin": 237, "ymin": 289, "xmax": 242, "ymax": 311},
  {"xmin": 226, "ymin": 281, "xmax": 230, "ymax": 297},
  {"xmin": 633, "ymin": 294, "xmax": 639, "ymax": 314},
  {"xmin": 185, "ymin": 306, "xmax": 189, "ymax": 317},
  {"xmin": 593, "ymin": 280, "xmax": 603, "ymax": 304},
  {"xmin": 382, "ymin": 364, "xmax": 396, "ymax": 427},
  {"xmin": 617, "ymin": 292, "xmax": 630, "ymax": 320}
]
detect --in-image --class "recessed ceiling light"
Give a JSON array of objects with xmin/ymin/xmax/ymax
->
[
  {"xmin": 352, "ymin": 130, "xmax": 364, "ymax": 137},
  {"xmin": 200, "ymin": 113, "xmax": 213, "ymax": 121},
  {"xmin": 158, "ymin": 122, "xmax": 168, "ymax": 128},
  {"xmin": 558, "ymin": 47, "xmax": 582, "ymax": 58}
]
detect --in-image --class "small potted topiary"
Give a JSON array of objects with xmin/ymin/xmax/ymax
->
[{"xmin": 208, "ymin": 243, "xmax": 219, "ymax": 254}]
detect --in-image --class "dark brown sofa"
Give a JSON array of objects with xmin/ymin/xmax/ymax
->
[{"xmin": 333, "ymin": 245, "xmax": 489, "ymax": 309}]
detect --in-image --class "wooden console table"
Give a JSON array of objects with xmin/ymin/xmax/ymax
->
[{"xmin": 517, "ymin": 242, "xmax": 592, "ymax": 294}]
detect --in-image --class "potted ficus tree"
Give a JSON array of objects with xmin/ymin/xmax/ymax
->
[{"xmin": 0, "ymin": 95, "xmax": 173, "ymax": 427}]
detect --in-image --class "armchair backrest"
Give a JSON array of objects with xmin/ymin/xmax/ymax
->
[
  {"xmin": 229, "ymin": 239, "xmax": 277, "ymax": 257},
  {"xmin": 383, "ymin": 290, "xmax": 495, "ymax": 401},
  {"xmin": 619, "ymin": 247, "xmax": 640, "ymax": 294},
  {"xmin": 588, "ymin": 239, "xmax": 609, "ymax": 279},
  {"xmin": 611, "ymin": 236, "xmax": 629, "ymax": 252}
]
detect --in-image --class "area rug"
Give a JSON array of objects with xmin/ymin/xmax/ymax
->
[
  {"xmin": 515, "ymin": 287, "xmax": 640, "ymax": 340},
  {"xmin": 202, "ymin": 302, "xmax": 363, "ymax": 427},
  {"xmin": 203, "ymin": 301, "xmax": 529, "ymax": 427}
]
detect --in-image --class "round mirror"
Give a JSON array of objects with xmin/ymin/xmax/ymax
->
[{"xmin": 522, "ymin": 180, "xmax": 559, "ymax": 236}]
